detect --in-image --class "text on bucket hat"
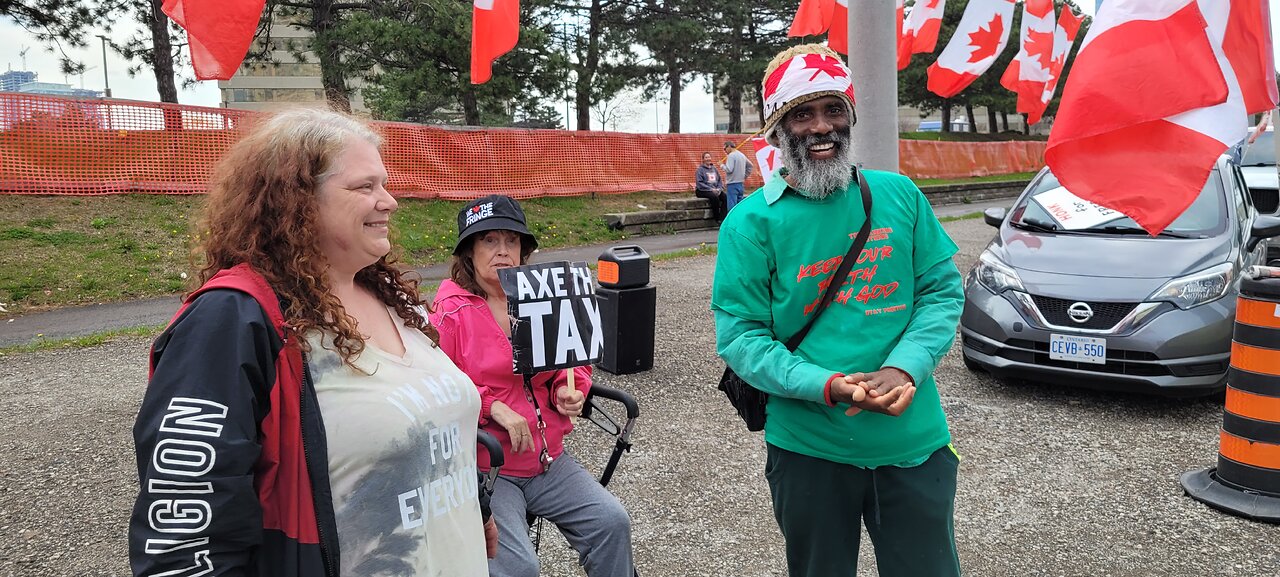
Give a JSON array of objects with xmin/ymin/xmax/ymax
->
[
  {"xmin": 760, "ymin": 44, "xmax": 856, "ymax": 139},
  {"xmin": 453, "ymin": 194, "xmax": 539, "ymax": 255}
]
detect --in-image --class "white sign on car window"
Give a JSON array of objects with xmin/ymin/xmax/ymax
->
[{"xmin": 1032, "ymin": 187, "xmax": 1128, "ymax": 230}]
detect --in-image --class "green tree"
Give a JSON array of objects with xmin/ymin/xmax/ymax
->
[
  {"xmin": 560, "ymin": 0, "xmax": 636, "ymax": 131},
  {"xmin": 112, "ymin": 0, "xmax": 186, "ymax": 103},
  {"xmin": 336, "ymin": 0, "xmax": 566, "ymax": 126},
  {"xmin": 1, "ymin": 0, "xmax": 109, "ymax": 75},
  {"xmin": 699, "ymin": 0, "xmax": 797, "ymax": 133},
  {"xmin": 632, "ymin": 0, "xmax": 704, "ymax": 133}
]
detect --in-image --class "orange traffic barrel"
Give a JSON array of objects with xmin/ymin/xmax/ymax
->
[{"xmin": 1181, "ymin": 270, "xmax": 1280, "ymax": 522}]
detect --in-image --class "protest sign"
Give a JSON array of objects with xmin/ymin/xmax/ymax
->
[
  {"xmin": 1032, "ymin": 186, "xmax": 1128, "ymax": 230},
  {"xmin": 498, "ymin": 261, "xmax": 604, "ymax": 374}
]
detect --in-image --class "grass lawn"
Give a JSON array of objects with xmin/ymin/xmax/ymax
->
[
  {"xmin": 916, "ymin": 172, "xmax": 1037, "ymax": 187},
  {"xmin": 901, "ymin": 130, "xmax": 1048, "ymax": 142},
  {"xmin": 0, "ymin": 191, "xmax": 672, "ymax": 315},
  {"xmin": 0, "ymin": 178, "xmax": 996, "ymax": 316}
]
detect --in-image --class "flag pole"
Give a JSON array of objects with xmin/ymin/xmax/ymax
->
[
  {"xmin": 720, "ymin": 127, "xmax": 766, "ymax": 164},
  {"xmin": 847, "ymin": 0, "xmax": 899, "ymax": 172}
]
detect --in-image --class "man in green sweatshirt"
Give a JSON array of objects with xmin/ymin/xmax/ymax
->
[{"xmin": 711, "ymin": 43, "xmax": 964, "ymax": 577}]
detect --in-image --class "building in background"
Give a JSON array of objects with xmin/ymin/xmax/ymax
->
[
  {"xmin": 16, "ymin": 81, "xmax": 101, "ymax": 98},
  {"xmin": 218, "ymin": 22, "xmax": 367, "ymax": 113},
  {"xmin": 1, "ymin": 70, "xmax": 37, "ymax": 92},
  {"xmin": 711, "ymin": 84, "xmax": 763, "ymax": 134},
  {"xmin": 2, "ymin": 69, "xmax": 101, "ymax": 98}
]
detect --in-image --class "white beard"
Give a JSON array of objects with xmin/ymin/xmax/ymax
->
[{"xmin": 776, "ymin": 126, "xmax": 853, "ymax": 200}]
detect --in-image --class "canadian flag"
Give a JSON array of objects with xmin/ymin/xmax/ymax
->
[
  {"xmin": 999, "ymin": 0, "xmax": 1056, "ymax": 120},
  {"xmin": 1028, "ymin": 7, "xmax": 1084, "ymax": 125},
  {"xmin": 788, "ymin": 0, "xmax": 835, "ymax": 38},
  {"xmin": 471, "ymin": 0, "xmax": 520, "ymax": 84},
  {"xmin": 927, "ymin": 0, "xmax": 1016, "ymax": 98},
  {"xmin": 829, "ymin": 0, "xmax": 850, "ymax": 55},
  {"xmin": 751, "ymin": 137, "xmax": 783, "ymax": 184},
  {"xmin": 161, "ymin": 0, "xmax": 265, "ymax": 81},
  {"xmin": 899, "ymin": 0, "xmax": 948, "ymax": 70},
  {"xmin": 1045, "ymin": 0, "xmax": 1278, "ymax": 235}
]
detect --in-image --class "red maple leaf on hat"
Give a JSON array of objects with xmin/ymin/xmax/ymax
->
[
  {"xmin": 764, "ymin": 61, "xmax": 789, "ymax": 100},
  {"xmin": 801, "ymin": 53, "xmax": 847, "ymax": 82},
  {"xmin": 472, "ymin": 206, "xmax": 482, "ymax": 213},
  {"xmin": 1025, "ymin": 28, "xmax": 1055, "ymax": 71},
  {"xmin": 967, "ymin": 14, "xmax": 1004, "ymax": 63}
]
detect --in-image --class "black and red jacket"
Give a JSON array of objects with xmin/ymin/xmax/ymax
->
[{"xmin": 129, "ymin": 264, "xmax": 339, "ymax": 577}]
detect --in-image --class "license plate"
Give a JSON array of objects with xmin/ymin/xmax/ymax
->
[{"xmin": 1049, "ymin": 334, "xmax": 1106, "ymax": 364}]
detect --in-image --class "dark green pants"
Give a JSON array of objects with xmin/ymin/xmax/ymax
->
[{"xmin": 765, "ymin": 443, "xmax": 961, "ymax": 577}]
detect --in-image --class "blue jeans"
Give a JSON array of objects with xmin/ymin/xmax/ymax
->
[{"xmin": 726, "ymin": 182, "xmax": 745, "ymax": 212}]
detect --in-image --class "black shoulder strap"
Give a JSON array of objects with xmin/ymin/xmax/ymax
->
[{"xmin": 784, "ymin": 168, "xmax": 873, "ymax": 351}]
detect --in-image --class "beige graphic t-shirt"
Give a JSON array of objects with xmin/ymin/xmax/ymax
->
[{"xmin": 306, "ymin": 307, "xmax": 487, "ymax": 577}]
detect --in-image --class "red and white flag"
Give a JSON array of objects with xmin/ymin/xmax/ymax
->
[
  {"xmin": 1028, "ymin": 7, "xmax": 1083, "ymax": 124},
  {"xmin": 471, "ymin": 0, "xmax": 520, "ymax": 84},
  {"xmin": 1046, "ymin": 0, "xmax": 1278, "ymax": 235},
  {"xmin": 789, "ymin": 0, "xmax": 835, "ymax": 38},
  {"xmin": 829, "ymin": 0, "xmax": 850, "ymax": 55},
  {"xmin": 1224, "ymin": 0, "xmax": 1278, "ymax": 115},
  {"xmin": 162, "ymin": 0, "xmax": 265, "ymax": 81},
  {"xmin": 927, "ymin": 0, "xmax": 1016, "ymax": 98},
  {"xmin": 899, "ymin": 0, "xmax": 948, "ymax": 70},
  {"xmin": 999, "ymin": 0, "xmax": 1056, "ymax": 119},
  {"xmin": 751, "ymin": 137, "xmax": 783, "ymax": 184}
]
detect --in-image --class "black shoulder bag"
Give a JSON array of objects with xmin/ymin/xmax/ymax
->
[{"xmin": 717, "ymin": 169, "xmax": 874, "ymax": 432}]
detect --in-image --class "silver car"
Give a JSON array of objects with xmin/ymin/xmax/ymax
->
[
  {"xmin": 961, "ymin": 156, "xmax": 1280, "ymax": 396},
  {"xmin": 1240, "ymin": 126, "xmax": 1278, "ymax": 215}
]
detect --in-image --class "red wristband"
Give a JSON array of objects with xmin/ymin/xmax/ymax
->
[{"xmin": 824, "ymin": 373, "xmax": 845, "ymax": 407}]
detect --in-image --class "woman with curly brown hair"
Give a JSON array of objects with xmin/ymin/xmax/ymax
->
[{"xmin": 128, "ymin": 108, "xmax": 492, "ymax": 577}]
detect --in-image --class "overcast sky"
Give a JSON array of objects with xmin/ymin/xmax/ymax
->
[{"xmin": 0, "ymin": 1, "xmax": 1272, "ymax": 134}]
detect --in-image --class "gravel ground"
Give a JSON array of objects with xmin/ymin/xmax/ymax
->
[{"xmin": 2, "ymin": 218, "xmax": 1278, "ymax": 577}]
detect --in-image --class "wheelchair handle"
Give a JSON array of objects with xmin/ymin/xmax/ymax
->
[
  {"xmin": 587, "ymin": 383, "xmax": 640, "ymax": 419},
  {"xmin": 476, "ymin": 429, "xmax": 504, "ymax": 493}
]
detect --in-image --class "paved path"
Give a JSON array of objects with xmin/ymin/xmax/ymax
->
[{"xmin": 0, "ymin": 200, "xmax": 1008, "ymax": 347}]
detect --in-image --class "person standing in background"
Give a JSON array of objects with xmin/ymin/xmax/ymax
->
[{"xmin": 721, "ymin": 140, "xmax": 754, "ymax": 213}]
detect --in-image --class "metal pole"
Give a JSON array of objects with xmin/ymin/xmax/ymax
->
[
  {"xmin": 846, "ymin": 0, "xmax": 898, "ymax": 171},
  {"xmin": 96, "ymin": 35, "xmax": 111, "ymax": 98},
  {"xmin": 563, "ymin": 23, "xmax": 570, "ymax": 129}
]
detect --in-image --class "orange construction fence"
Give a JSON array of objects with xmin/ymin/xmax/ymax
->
[{"xmin": 0, "ymin": 93, "xmax": 1046, "ymax": 198}]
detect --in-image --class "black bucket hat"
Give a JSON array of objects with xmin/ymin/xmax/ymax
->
[{"xmin": 453, "ymin": 194, "xmax": 539, "ymax": 255}]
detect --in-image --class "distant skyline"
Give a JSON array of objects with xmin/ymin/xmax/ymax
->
[{"xmin": 0, "ymin": 1, "xmax": 1275, "ymax": 135}]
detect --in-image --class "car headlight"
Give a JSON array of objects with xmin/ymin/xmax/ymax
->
[
  {"xmin": 972, "ymin": 251, "xmax": 1025, "ymax": 293},
  {"xmin": 1148, "ymin": 262, "xmax": 1235, "ymax": 309}
]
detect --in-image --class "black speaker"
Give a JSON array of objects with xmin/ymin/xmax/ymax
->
[{"xmin": 596, "ymin": 285, "xmax": 656, "ymax": 375}]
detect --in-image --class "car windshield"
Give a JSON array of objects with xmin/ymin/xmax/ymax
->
[
  {"xmin": 1242, "ymin": 131, "xmax": 1275, "ymax": 166},
  {"xmin": 1010, "ymin": 169, "xmax": 1227, "ymax": 237}
]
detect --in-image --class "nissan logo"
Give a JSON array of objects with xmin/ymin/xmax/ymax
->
[{"xmin": 1067, "ymin": 302, "xmax": 1094, "ymax": 324}]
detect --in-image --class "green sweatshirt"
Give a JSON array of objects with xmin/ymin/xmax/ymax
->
[{"xmin": 711, "ymin": 168, "xmax": 963, "ymax": 468}]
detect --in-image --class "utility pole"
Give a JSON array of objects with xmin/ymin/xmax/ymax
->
[
  {"xmin": 846, "ymin": 0, "xmax": 898, "ymax": 171},
  {"xmin": 96, "ymin": 35, "xmax": 112, "ymax": 98}
]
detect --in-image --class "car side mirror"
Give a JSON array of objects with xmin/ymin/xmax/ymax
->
[
  {"xmin": 983, "ymin": 207, "xmax": 1007, "ymax": 228},
  {"xmin": 1246, "ymin": 215, "xmax": 1280, "ymax": 252}
]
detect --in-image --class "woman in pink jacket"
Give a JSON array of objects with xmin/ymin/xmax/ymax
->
[{"xmin": 429, "ymin": 194, "xmax": 636, "ymax": 577}]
